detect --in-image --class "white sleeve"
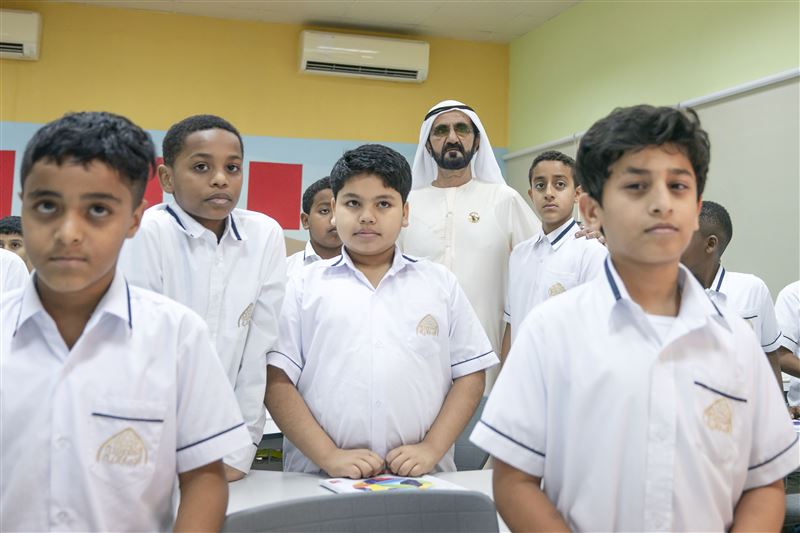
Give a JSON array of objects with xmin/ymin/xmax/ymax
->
[
  {"xmin": 742, "ymin": 323, "xmax": 799, "ymax": 489},
  {"xmin": 755, "ymin": 279, "xmax": 781, "ymax": 352},
  {"xmin": 470, "ymin": 313, "xmax": 548, "ymax": 476},
  {"xmin": 175, "ymin": 313, "xmax": 251, "ymax": 473},
  {"xmin": 1, "ymin": 251, "xmax": 28, "ymax": 292},
  {"xmin": 447, "ymin": 273, "xmax": 499, "ymax": 378},
  {"xmin": 119, "ymin": 218, "xmax": 164, "ymax": 292},
  {"xmin": 266, "ymin": 273, "xmax": 305, "ymax": 385},
  {"xmin": 225, "ymin": 222, "xmax": 287, "ymax": 473},
  {"xmin": 775, "ymin": 283, "xmax": 799, "ymax": 355}
]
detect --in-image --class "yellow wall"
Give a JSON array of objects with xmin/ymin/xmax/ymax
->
[{"xmin": 0, "ymin": 1, "xmax": 509, "ymax": 145}]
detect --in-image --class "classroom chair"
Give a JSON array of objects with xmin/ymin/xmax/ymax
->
[
  {"xmin": 222, "ymin": 489, "xmax": 499, "ymax": 533},
  {"xmin": 454, "ymin": 396, "xmax": 489, "ymax": 470}
]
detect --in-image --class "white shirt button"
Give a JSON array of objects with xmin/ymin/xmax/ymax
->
[
  {"xmin": 56, "ymin": 436, "xmax": 68, "ymax": 449},
  {"xmin": 56, "ymin": 511, "xmax": 68, "ymax": 523}
]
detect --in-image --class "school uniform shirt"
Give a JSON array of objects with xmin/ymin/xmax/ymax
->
[
  {"xmin": 120, "ymin": 202, "xmax": 286, "ymax": 474},
  {"xmin": 471, "ymin": 259, "xmax": 798, "ymax": 531},
  {"xmin": 1, "ymin": 248, "xmax": 28, "ymax": 292},
  {"xmin": 705, "ymin": 266, "xmax": 782, "ymax": 352},
  {"xmin": 399, "ymin": 180, "xmax": 539, "ymax": 379},
  {"xmin": 504, "ymin": 217, "xmax": 607, "ymax": 342},
  {"xmin": 776, "ymin": 282, "xmax": 800, "ymax": 404},
  {"xmin": 267, "ymin": 246, "xmax": 499, "ymax": 474},
  {"xmin": 0, "ymin": 271, "xmax": 250, "ymax": 532},
  {"xmin": 285, "ymin": 240, "xmax": 326, "ymax": 279}
]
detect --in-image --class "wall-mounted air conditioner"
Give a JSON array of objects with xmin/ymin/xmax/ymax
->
[
  {"xmin": 299, "ymin": 30, "xmax": 429, "ymax": 83},
  {"xmin": 0, "ymin": 9, "xmax": 41, "ymax": 60}
]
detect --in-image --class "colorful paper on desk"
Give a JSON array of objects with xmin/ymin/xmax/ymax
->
[{"xmin": 320, "ymin": 474, "xmax": 464, "ymax": 494}]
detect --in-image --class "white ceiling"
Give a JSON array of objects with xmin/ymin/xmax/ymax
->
[{"xmin": 61, "ymin": 0, "xmax": 580, "ymax": 42}]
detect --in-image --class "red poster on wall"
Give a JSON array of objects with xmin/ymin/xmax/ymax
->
[
  {"xmin": 0, "ymin": 150, "xmax": 15, "ymax": 218},
  {"xmin": 247, "ymin": 162, "xmax": 302, "ymax": 230},
  {"xmin": 143, "ymin": 157, "xmax": 164, "ymax": 208}
]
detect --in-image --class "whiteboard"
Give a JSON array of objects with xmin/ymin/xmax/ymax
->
[{"xmin": 504, "ymin": 77, "xmax": 800, "ymax": 297}]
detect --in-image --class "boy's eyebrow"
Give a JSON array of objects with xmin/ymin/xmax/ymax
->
[
  {"xmin": 188, "ymin": 151, "xmax": 243, "ymax": 160},
  {"xmin": 25, "ymin": 189, "xmax": 123, "ymax": 203},
  {"xmin": 622, "ymin": 166, "xmax": 693, "ymax": 176},
  {"xmin": 532, "ymin": 173, "xmax": 570, "ymax": 180},
  {"xmin": 25, "ymin": 189, "xmax": 62, "ymax": 199}
]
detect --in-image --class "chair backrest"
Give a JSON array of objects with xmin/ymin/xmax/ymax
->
[
  {"xmin": 454, "ymin": 396, "xmax": 489, "ymax": 471},
  {"xmin": 223, "ymin": 489, "xmax": 499, "ymax": 533}
]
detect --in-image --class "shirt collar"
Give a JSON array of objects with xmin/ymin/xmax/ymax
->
[
  {"xmin": 601, "ymin": 256, "xmax": 730, "ymax": 334},
  {"xmin": 15, "ymin": 269, "xmax": 133, "ymax": 336},
  {"xmin": 545, "ymin": 218, "xmax": 578, "ymax": 251},
  {"xmin": 328, "ymin": 245, "xmax": 416, "ymax": 284},
  {"xmin": 163, "ymin": 201, "xmax": 246, "ymax": 242},
  {"xmin": 710, "ymin": 264, "xmax": 726, "ymax": 294},
  {"xmin": 303, "ymin": 240, "xmax": 321, "ymax": 264}
]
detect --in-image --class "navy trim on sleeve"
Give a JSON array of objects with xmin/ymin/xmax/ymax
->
[
  {"xmin": 748, "ymin": 434, "xmax": 799, "ymax": 471},
  {"xmin": 694, "ymin": 381, "xmax": 748, "ymax": 403},
  {"xmin": 784, "ymin": 334, "xmax": 799, "ymax": 345},
  {"xmin": 477, "ymin": 419, "xmax": 545, "ymax": 457},
  {"xmin": 177, "ymin": 422, "xmax": 245, "ymax": 452},
  {"xmin": 267, "ymin": 350, "xmax": 303, "ymax": 371},
  {"xmin": 762, "ymin": 331, "xmax": 781, "ymax": 349},
  {"xmin": 165, "ymin": 205, "xmax": 186, "ymax": 230},
  {"xmin": 92, "ymin": 412, "xmax": 164, "ymax": 423},
  {"xmin": 451, "ymin": 350, "xmax": 494, "ymax": 368}
]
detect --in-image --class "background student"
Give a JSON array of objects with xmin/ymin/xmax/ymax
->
[
  {"xmin": 266, "ymin": 144, "xmax": 498, "ymax": 479},
  {"xmin": 1, "ymin": 111, "xmax": 250, "ymax": 531},
  {"xmin": 120, "ymin": 114, "xmax": 286, "ymax": 480},
  {"xmin": 0, "ymin": 215, "xmax": 32, "ymax": 271},
  {"xmin": 286, "ymin": 176, "xmax": 341, "ymax": 278}
]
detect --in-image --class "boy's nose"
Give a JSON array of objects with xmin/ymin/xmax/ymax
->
[
  {"xmin": 359, "ymin": 209, "xmax": 376, "ymax": 224},
  {"xmin": 56, "ymin": 213, "xmax": 83, "ymax": 244},
  {"xmin": 648, "ymin": 184, "xmax": 672, "ymax": 215},
  {"xmin": 210, "ymin": 169, "xmax": 228, "ymax": 187}
]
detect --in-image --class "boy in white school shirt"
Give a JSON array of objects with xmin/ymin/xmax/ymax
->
[
  {"xmin": 266, "ymin": 144, "xmax": 498, "ymax": 479},
  {"xmin": 120, "ymin": 114, "xmax": 286, "ymax": 481},
  {"xmin": 775, "ymin": 281, "xmax": 800, "ymax": 412},
  {"xmin": 1, "ymin": 112, "xmax": 250, "ymax": 532},
  {"xmin": 681, "ymin": 200, "xmax": 783, "ymax": 386},
  {"xmin": 502, "ymin": 150, "xmax": 606, "ymax": 354},
  {"xmin": 471, "ymin": 105, "xmax": 798, "ymax": 531},
  {"xmin": 1, "ymin": 247, "xmax": 29, "ymax": 292},
  {"xmin": 286, "ymin": 176, "xmax": 341, "ymax": 278}
]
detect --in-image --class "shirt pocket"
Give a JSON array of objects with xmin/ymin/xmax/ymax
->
[
  {"xmin": 540, "ymin": 268, "xmax": 578, "ymax": 300},
  {"xmin": 406, "ymin": 305, "xmax": 445, "ymax": 359},
  {"xmin": 89, "ymin": 399, "xmax": 166, "ymax": 486},
  {"xmin": 691, "ymin": 379, "xmax": 747, "ymax": 466}
]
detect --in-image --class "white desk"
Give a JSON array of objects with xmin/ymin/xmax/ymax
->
[{"xmin": 227, "ymin": 470, "xmax": 508, "ymax": 532}]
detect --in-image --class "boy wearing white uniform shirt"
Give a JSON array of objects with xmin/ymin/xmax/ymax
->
[
  {"xmin": 471, "ymin": 105, "xmax": 797, "ymax": 530},
  {"xmin": 120, "ymin": 115, "xmax": 286, "ymax": 480},
  {"xmin": 775, "ymin": 281, "xmax": 800, "ymax": 411},
  {"xmin": 503, "ymin": 151, "xmax": 606, "ymax": 351},
  {"xmin": 1, "ymin": 247, "xmax": 28, "ymax": 292},
  {"xmin": 1, "ymin": 112, "xmax": 250, "ymax": 532},
  {"xmin": 286, "ymin": 176, "xmax": 341, "ymax": 278},
  {"xmin": 681, "ymin": 200, "xmax": 783, "ymax": 386},
  {"xmin": 267, "ymin": 144, "xmax": 498, "ymax": 479}
]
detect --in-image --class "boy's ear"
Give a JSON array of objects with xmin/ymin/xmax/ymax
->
[
  {"xmin": 574, "ymin": 184, "xmax": 584, "ymax": 203},
  {"xmin": 300, "ymin": 212, "xmax": 310, "ymax": 230},
  {"xmin": 402, "ymin": 201, "xmax": 410, "ymax": 228},
  {"xmin": 527, "ymin": 187, "xmax": 534, "ymax": 204},
  {"xmin": 329, "ymin": 197, "xmax": 336, "ymax": 227},
  {"xmin": 157, "ymin": 164, "xmax": 174, "ymax": 194},
  {"xmin": 705, "ymin": 234, "xmax": 719, "ymax": 255},
  {"xmin": 126, "ymin": 199, "xmax": 148, "ymax": 239},
  {"xmin": 578, "ymin": 192, "xmax": 601, "ymax": 229}
]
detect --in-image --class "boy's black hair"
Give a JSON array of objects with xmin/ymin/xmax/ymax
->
[
  {"xmin": 529, "ymin": 150, "xmax": 575, "ymax": 186},
  {"xmin": 699, "ymin": 200, "xmax": 733, "ymax": 256},
  {"xmin": 162, "ymin": 114, "xmax": 243, "ymax": 167},
  {"xmin": 575, "ymin": 105, "xmax": 710, "ymax": 204},
  {"xmin": 302, "ymin": 177, "xmax": 332, "ymax": 215},
  {"xmin": 330, "ymin": 144, "xmax": 412, "ymax": 203},
  {"xmin": 20, "ymin": 112, "xmax": 156, "ymax": 204},
  {"xmin": 0, "ymin": 215, "xmax": 22, "ymax": 235}
]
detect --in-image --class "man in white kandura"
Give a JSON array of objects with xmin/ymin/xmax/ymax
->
[{"xmin": 400, "ymin": 100, "xmax": 540, "ymax": 388}]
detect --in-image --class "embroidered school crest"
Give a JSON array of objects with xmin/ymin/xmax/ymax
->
[
  {"xmin": 703, "ymin": 398, "xmax": 732, "ymax": 434},
  {"xmin": 97, "ymin": 428, "xmax": 147, "ymax": 466},
  {"xmin": 238, "ymin": 303, "xmax": 254, "ymax": 327},
  {"xmin": 467, "ymin": 212, "xmax": 480, "ymax": 223},
  {"xmin": 416, "ymin": 315, "xmax": 439, "ymax": 337},
  {"xmin": 548, "ymin": 283, "xmax": 566, "ymax": 297}
]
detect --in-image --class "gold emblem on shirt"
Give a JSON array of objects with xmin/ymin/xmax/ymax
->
[
  {"xmin": 238, "ymin": 303, "xmax": 254, "ymax": 327},
  {"xmin": 704, "ymin": 398, "xmax": 732, "ymax": 434},
  {"xmin": 548, "ymin": 283, "xmax": 566, "ymax": 297},
  {"xmin": 416, "ymin": 314, "xmax": 439, "ymax": 336},
  {"xmin": 468, "ymin": 212, "xmax": 480, "ymax": 223},
  {"xmin": 97, "ymin": 428, "xmax": 147, "ymax": 466}
]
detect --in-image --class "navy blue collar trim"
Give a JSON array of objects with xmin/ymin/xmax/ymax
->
[
  {"xmin": 550, "ymin": 219, "xmax": 578, "ymax": 246},
  {"xmin": 715, "ymin": 266, "xmax": 726, "ymax": 292},
  {"xmin": 402, "ymin": 254, "xmax": 418, "ymax": 263},
  {"xmin": 125, "ymin": 280, "xmax": 133, "ymax": 329},
  {"xmin": 229, "ymin": 214, "xmax": 242, "ymax": 240},
  {"xmin": 165, "ymin": 206, "xmax": 186, "ymax": 230},
  {"xmin": 424, "ymin": 104, "xmax": 475, "ymax": 121},
  {"xmin": 707, "ymin": 297, "xmax": 723, "ymax": 317},
  {"xmin": 331, "ymin": 256, "xmax": 344, "ymax": 266},
  {"xmin": 604, "ymin": 258, "xmax": 621, "ymax": 301}
]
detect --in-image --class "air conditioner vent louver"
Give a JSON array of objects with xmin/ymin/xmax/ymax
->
[
  {"xmin": 305, "ymin": 61, "xmax": 419, "ymax": 80},
  {"xmin": 0, "ymin": 42, "xmax": 23, "ymax": 54},
  {"xmin": 0, "ymin": 9, "xmax": 41, "ymax": 60}
]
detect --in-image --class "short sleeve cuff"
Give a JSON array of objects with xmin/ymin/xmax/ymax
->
[
  {"xmin": 744, "ymin": 433, "xmax": 799, "ymax": 490},
  {"xmin": 781, "ymin": 334, "xmax": 799, "ymax": 354},
  {"xmin": 470, "ymin": 419, "xmax": 544, "ymax": 477},
  {"xmin": 177, "ymin": 422, "xmax": 251, "ymax": 473},
  {"xmin": 451, "ymin": 350, "xmax": 499, "ymax": 379},
  {"xmin": 266, "ymin": 350, "xmax": 303, "ymax": 384},
  {"xmin": 224, "ymin": 443, "xmax": 258, "ymax": 474},
  {"xmin": 762, "ymin": 330, "xmax": 783, "ymax": 352}
]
